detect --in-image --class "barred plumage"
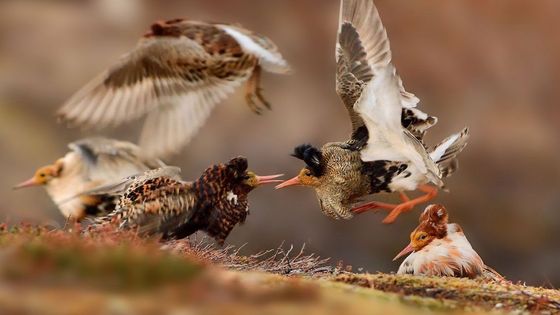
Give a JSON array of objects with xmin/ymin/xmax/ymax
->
[
  {"xmin": 276, "ymin": 0, "xmax": 469, "ymax": 224},
  {"xmin": 91, "ymin": 157, "xmax": 282, "ymax": 245}
]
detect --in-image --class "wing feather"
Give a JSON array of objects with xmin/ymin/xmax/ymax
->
[{"xmin": 68, "ymin": 137, "xmax": 166, "ymax": 183}]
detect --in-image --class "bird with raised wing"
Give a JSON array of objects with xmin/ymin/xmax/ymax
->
[
  {"xmin": 58, "ymin": 19, "xmax": 291, "ymax": 158},
  {"xmin": 91, "ymin": 157, "xmax": 282, "ymax": 245},
  {"xmin": 276, "ymin": 0, "xmax": 469, "ymax": 223},
  {"xmin": 14, "ymin": 137, "xmax": 165, "ymax": 221},
  {"xmin": 394, "ymin": 204, "xmax": 502, "ymax": 280}
]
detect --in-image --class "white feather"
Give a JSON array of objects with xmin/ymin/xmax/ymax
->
[
  {"xmin": 218, "ymin": 25, "xmax": 289, "ymax": 73},
  {"xmin": 429, "ymin": 133, "xmax": 460, "ymax": 162}
]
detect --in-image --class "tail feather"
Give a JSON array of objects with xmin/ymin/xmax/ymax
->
[{"xmin": 429, "ymin": 128, "xmax": 469, "ymax": 177}]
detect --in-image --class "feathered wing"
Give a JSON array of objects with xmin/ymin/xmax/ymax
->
[
  {"xmin": 58, "ymin": 36, "xmax": 251, "ymax": 158},
  {"xmin": 336, "ymin": 0, "xmax": 441, "ymax": 182},
  {"xmin": 336, "ymin": 0, "xmax": 435, "ymax": 141},
  {"xmin": 68, "ymin": 137, "xmax": 166, "ymax": 183}
]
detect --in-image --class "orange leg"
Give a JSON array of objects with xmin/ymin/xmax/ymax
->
[
  {"xmin": 382, "ymin": 185, "xmax": 438, "ymax": 224},
  {"xmin": 350, "ymin": 193, "xmax": 409, "ymax": 214}
]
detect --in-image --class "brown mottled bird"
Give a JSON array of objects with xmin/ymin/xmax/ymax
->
[
  {"xmin": 276, "ymin": 0, "xmax": 469, "ymax": 223},
  {"xmin": 14, "ymin": 137, "xmax": 165, "ymax": 221},
  {"xmin": 91, "ymin": 157, "xmax": 282, "ymax": 245},
  {"xmin": 58, "ymin": 19, "xmax": 291, "ymax": 158},
  {"xmin": 394, "ymin": 204, "xmax": 503, "ymax": 281}
]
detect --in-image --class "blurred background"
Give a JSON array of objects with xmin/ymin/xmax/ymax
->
[{"xmin": 1, "ymin": 0, "xmax": 559, "ymax": 287}]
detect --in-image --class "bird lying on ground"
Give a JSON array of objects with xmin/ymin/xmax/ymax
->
[
  {"xmin": 276, "ymin": 0, "xmax": 469, "ymax": 224},
  {"xmin": 14, "ymin": 137, "xmax": 164, "ymax": 222},
  {"xmin": 91, "ymin": 157, "xmax": 282, "ymax": 245},
  {"xmin": 58, "ymin": 19, "xmax": 290, "ymax": 158},
  {"xmin": 393, "ymin": 204, "xmax": 503, "ymax": 281}
]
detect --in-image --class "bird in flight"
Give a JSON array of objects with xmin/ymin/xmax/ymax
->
[
  {"xmin": 58, "ymin": 19, "xmax": 290, "ymax": 158},
  {"xmin": 276, "ymin": 0, "xmax": 469, "ymax": 223}
]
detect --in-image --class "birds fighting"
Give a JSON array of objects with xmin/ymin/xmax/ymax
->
[
  {"xmin": 58, "ymin": 19, "xmax": 290, "ymax": 158},
  {"xmin": 14, "ymin": 138, "xmax": 165, "ymax": 221},
  {"xmin": 91, "ymin": 157, "xmax": 282, "ymax": 245},
  {"xmin": 276, "ymin": 0, "xmax": 469, "ymax": 224},
  {"xmin": 393, "ymin": 204, "xmax": 501, "ymax": 280}
]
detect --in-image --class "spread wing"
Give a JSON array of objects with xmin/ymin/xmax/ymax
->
[
  {"xmin": 69, "ymin": 137, "xmax": 166, "ymax": 183},
  {"xmin": 336, "ymin": 0, "xmax": 432, "ymax": 140},
  {"xmin": 58, "ymin": 36, "xmax": 249, "ymax": 158},
  {"xmin": 337, "ymin": 0, "xmax": 440, "ymax": 178}
]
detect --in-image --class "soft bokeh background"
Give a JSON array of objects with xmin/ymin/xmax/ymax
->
[{"xmin": 1, "ymin": 0, "xmax": 559, "ymax": 286}]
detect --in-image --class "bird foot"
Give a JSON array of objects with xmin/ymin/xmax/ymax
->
[
  {"xmin": 245, "ymin": 87, "xmax": 271, "ymax": 115},
  {"xmin": 351, "ymin": 201, "xmax": 397, "ymax": 215},
  {"xmin": 381, "ymin": 203, "xmax": 416, "ymax": 224}
]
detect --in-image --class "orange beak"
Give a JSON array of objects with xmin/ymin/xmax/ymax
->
[
  {"xmin": 393, "ymin": 243, "xmax": 415, "ymax": 261},
  {"xmin": 274, "ymin": 176, "xmax": 301, "ymax": 189},
  {"xmin": 256, "ymin": 174, "xmax": 284, "ymax": 185},
  {"xmin": 13, "ymin": 177, "xmax": 41, "ymax": 190}
]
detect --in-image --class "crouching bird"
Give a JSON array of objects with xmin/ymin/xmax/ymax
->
[
  {"xmin": 13, "ymin": 137, "xmax": 165, "ymax": 222},
  {"xmin": 91, "ymin": 157, "xmax": 282, "ymax": 245},
  {"xmin": 276, "ymin": 0, "xmax": 469, "ymax": 223},
  {"xmin": 393, "ymin": 204, "xmax": 503, "ymax": 281},
  {"xmin": 57, "ymin": 19, "xmax": 290, "ymax": 158}
]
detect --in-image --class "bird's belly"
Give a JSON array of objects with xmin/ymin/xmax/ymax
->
[{"xmin": 388, "ymin": 164, "xmax": 427, "ymax": 192}]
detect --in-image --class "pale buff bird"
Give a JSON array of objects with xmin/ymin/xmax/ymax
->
[
  {"xmin": 276, "ymin": 0, "xmax": 468, "ymax": 224},
  {"xmin": 394, "ymin": 204, "xmax": 502, "ymax": 280},
  {"xmin": 14, "ymin": 137, "xmax": 164, "ymax": 221},
  {"xmin": 57, "ymin": 19, "xmax": 291, "ymax": 158}
]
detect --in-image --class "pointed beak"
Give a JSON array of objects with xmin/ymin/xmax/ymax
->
[
  {"xmin": 393, "ymin": 243, "xmax": 415, "ymax": 261},
  {"xmin": 256, "ymin": 174, "xmax": 284, "ymax": 185},
  {"xmin": 13, "ymin": 177, "xmax": 40, "ymax": 190},
  {"xmin": 275, "ymin": 176, "xmax": 301, "ymax": 189}
]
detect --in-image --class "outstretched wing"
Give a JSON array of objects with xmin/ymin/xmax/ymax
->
[
  {"xmin": 337, "ymin": 0, "xmax": 439, "ymax": 178},
  {"xmin": 69, "ymin": 137, "xmax": 166, "ymax": 183},
  {"xmin": 336, "ymin": 0, "xmax": 433, "ymax": 141},
  {"xmin": 58, "ymin": 34, "xmax": 250, "ymax": 158}
]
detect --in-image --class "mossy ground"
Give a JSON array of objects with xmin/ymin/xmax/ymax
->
[{"xmin": 0, "ymin": 225, "xmax": 557, "ymax": 314}]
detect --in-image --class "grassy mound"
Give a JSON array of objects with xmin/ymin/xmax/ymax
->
[{"xmin": 0, "ymin": 224, "xmax": 558, "ymax": 314}]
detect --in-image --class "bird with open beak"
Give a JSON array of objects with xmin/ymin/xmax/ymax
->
[
  {"xmin": 394, "ymin": 204, "xmax": 501, "ymax": 280},
  {"xmin": 57, "ymin": 18, "xmax": 291, "ymax": 159},
  {"xmin": 275, "ymin": 0, "xmax": 469, "ymax": 223},
  {"xmin": 14, "ymin": 137, "xmax": 165, "ymax": 222},
  {"xmin": 91, "ymin": 157, "xmax": 282, "ymax": 245}
]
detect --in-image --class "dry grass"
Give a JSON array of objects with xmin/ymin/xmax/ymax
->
[{"xmin": 0, "ymin": 224, "xmax": 558, "ymax": 314}]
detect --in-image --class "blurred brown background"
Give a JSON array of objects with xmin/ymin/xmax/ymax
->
[{"xmin": 1, "ymin": 0, "xmax": 559, "ymax": 286}]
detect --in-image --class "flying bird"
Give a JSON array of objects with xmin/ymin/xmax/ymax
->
[
  {"xmin": 393, "ymin": 204, "xmax": 502, "ymax": 280},
  {"xmin": 91, "ymin": 157, "xmax": 282, "ymax": 245},
  {"xmin": 58, "ymin": 19, "xmax": 291, "ymax": 158},
  {"xmin": 276, "ymin": 0, "xmax": 469, "ymax": 223},
  {"xmin": 14, "ymin": 137, "xmax": 165, "ymax": 221}
]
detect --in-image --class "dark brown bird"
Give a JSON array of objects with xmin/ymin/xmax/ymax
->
[
  {"xmin": 276, "ymin": 0, "xmax": 469, "ymax": 223},
  {"xmin": 91, "ymin": 157, "xmax": 282, "ymax": 245},
  {"xmin": 13, "ymin": 137, "xmax": 165, "ymax": 221},
  {"xmin": 58, "ymin": 19, "xmax": 291, "ymax": 158}
]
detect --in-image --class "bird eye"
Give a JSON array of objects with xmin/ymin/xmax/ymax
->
[
  {"xmin": 39, "ymin": 173, "xmax": 45, "ymax": 178},
  {"xmin": 419, "ymin": 234, "xmax": 427, "ymax": 240}
]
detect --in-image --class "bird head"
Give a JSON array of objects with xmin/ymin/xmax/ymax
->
[
  {"xmin": 393, "ymin": 204, "xmax": 449, "ymax": 261},
  {"xmin": 275, "ymin": 144, "xmax": 324, "ymax": 189},
  {"xmin": 13, "ymin": 162, "xmax": 63, "ymax": 189},
  {"xmin": 223, "ymin": 157, "xmax": 283, "ymax": 192}
]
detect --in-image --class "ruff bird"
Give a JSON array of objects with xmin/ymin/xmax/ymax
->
[
  {"xmin": 92, "ymin": 157, "xmax": 282, "ymax": 245},
  {"xmin": 14, "ymin": 137, "xmax": 164, "ymax": 221},
  {"xmin": 394, "ymin": 204, "xmax": 502, "ymax": 280},
  {"xmin": 58, "ymin": 19, "xmax": 291, "ymax": 158},
  {"xmin": 276, "ymin": 0, "xmax": 469, "ymax": 223}
]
